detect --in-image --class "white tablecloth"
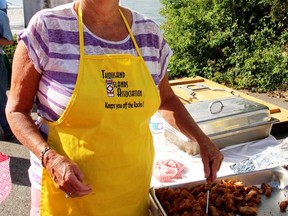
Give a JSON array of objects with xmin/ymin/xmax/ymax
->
[{"xmin": 151, "ymin": 135, "xmax": 282, "ymax": 187}]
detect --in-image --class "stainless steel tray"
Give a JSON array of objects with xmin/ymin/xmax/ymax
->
[
  {"xmin": 164, "ymin": 96, "xmax": 279, "ymax": 155},
  {"xmin": 150, "ymin": 166, "xmax": 288, "ymax": 216},
  {"xmin": 165, "ymin": 118, "xmax": 277, "ymax": 154}
]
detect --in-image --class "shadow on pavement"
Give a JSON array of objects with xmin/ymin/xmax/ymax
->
[{"xmin": 9, "ymin": 156, "xmax": 30, "ymax": 187}]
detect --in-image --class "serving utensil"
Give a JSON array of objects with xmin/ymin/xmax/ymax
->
[{"xmin": 205, "ymin": 177, "xmax": 212, "ymax": 215}]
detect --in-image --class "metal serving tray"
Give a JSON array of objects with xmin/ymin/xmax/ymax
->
[
  {"xmin": 165, "ymin": 118, "xmax": 277, "ymax": 153},
  {"xmin": 150, "ymin": 166, "xmax": 288, "ymax": 216},
  {"xmin": 164, "ymin": 96, "xmax": 279, "ymax": 154}
]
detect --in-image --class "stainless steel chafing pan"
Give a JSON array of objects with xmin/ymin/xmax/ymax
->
[{"xmin": 150, "ymin": 166, "xmax": 288, "ymax": 216}]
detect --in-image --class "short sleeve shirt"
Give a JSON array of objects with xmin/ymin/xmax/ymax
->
[
  {"xmin": 0, "ymin": 10, "xmax": 13, "ymax": 54},
  {"xmin": 0, "ymin": 0, "xmax": 6, "ymax": 10}
]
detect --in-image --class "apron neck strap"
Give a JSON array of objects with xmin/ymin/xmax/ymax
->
[
  {"xmin": 118, "ymin": 9, "xmax": 142, "ymax": 57},
  {"xmin": 77, "ymin": 5, "xmax": 85, "ymax": 55},
  {"xmin": 77, "ymin": 6, "xmax": 142, "ymax": 57}
]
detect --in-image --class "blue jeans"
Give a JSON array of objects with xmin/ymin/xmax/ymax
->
[
  {"xmin": 0, "ymin": 8, "xmax": 7, "ymax": 14},
  {"xmin": 0, "ymin": 55, "xmax": 10, "ymax": 132}
]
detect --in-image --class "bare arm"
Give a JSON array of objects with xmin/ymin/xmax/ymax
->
[
  {"xmin": 158, "ymin": 72, "xmax": 223, "ymax": 182},
  {"xmin": 6, "ymin": 40, "xmax": 92, "ymax": 197},
  {"xmin": 6, "ymin": 41, "xmax": 46, "ymax": 154},
  {"xmin": 0, "ymin": 38, "xmax": 13, "ymax": 46}
]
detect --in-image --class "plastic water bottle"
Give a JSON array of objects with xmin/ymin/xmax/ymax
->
[{"xmin": 150, "ymin": 112, "xmax": 165, "ymax": 146}]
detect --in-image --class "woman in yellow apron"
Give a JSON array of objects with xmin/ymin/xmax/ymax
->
[
  {"xmin": 7, "ymin": 0, "xmax": 223, "ymax": 215},
  {"xmin": 39, "ymin": 4, "xmax": 161, "ymax": 215}
]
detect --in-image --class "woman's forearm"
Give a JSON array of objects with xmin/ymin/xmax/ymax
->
[
  {"xmin": 6, "ymin": 40, "xmax": 47, "ymax": 158},
  {"xmin": 6, "ymin": 109, "xmax": 47, "ymax": 157},
  {"xmin": 159, "ymin": 94, "xmax": 210, "ymax": 145}
]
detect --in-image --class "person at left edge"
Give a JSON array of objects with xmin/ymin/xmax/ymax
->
[
  {"xmin": 6, "ymin": 1, "xmax": 224, "ymax": 215},
  {"xmin": 0, "ymin": 10, "xmax": 14, "ymax": 141},
  {"xmin": 0, "ymin": 0, "xmax": 7, "ymax": 14}
]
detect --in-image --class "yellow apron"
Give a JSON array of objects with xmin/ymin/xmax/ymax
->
[{"xmin": 40, "ymin": 7, "xmax": 160, "ymax": 216}]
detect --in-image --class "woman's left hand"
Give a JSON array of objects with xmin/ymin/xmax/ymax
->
[{"xmin": 199, "ymin": 140, "xmax": 224, "ymax": 183}]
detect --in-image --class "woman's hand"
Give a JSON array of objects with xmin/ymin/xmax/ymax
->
[
  {"xmin": 199, "ymin": 139, "xmax": 224, "ymax": 183},
  {"xmin": 43, "ymin": 150, "xmax": 92, "ymax": 198}
]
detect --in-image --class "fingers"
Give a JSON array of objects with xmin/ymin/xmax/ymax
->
[
  {"xmin": 57, "ymin": 172, "xmax": 92, "ymax": 198},
  {"xmin": 203, "ymin": 159, "xmax": 211, "ymax": 180},
  {"xmin": 47, "ymin": 154, "xmax": 92, "ymax": 198},
  {"xmin": 212, "ymin": 153, "xmax": 223, "ymax": 180},
  {"xmin": 203, "ymin": 152, "xmax": 224, "ymax": 183},
  {"xmin": 213, "ymin": 153, "xmax": 224, "ymax": 171}
]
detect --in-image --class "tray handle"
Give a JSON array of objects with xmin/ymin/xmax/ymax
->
[{"xmin": 209, "ymin": 100, "xmax": 224, "ymax": 114}]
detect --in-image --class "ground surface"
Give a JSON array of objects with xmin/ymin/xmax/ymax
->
[{"xmin": 240, "ymin": 90, "xmax": 288, "ymax": 110}]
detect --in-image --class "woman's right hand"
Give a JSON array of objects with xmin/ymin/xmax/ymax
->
[{"xmin": 43, "ymin": 150, "xmax": 92, "ymax": 198}]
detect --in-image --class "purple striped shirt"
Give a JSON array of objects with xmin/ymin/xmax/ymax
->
[{"xmin": 19, "ymin": 3, "xmax": 172, "ymax": 123}]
